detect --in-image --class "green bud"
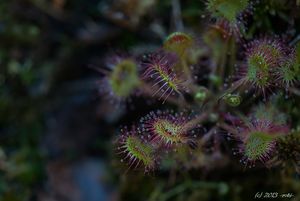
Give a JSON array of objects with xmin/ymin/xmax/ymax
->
[
  {"xmin": 224, "ymin": 93, "xmax": 242, "ymax": 107},
  {"xmin": 194, "ymin": 87, "xmax": 208, "ymax": 102}
]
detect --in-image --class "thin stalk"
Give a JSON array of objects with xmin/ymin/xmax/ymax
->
[
  {"xmin": 181, "ymin": 57, "xmax": 193, "ymax": 81},
  {"xmin": 181, "ymin": 112, "xmax": 208, "ymax": 132},
  {"xmin": 218, "ymin": 123, "xmax": 239, "ymax": 135},
  {"xmin": 227, "ymin": 37, "xmax": 237, "ymax": 77},
  {"xmin": 215, "ymin": 38, "xmax": 230, "ymax": 85},
  {"xmin": 171, "ymin": 0, "xmax": 184, "ymax": 31}
]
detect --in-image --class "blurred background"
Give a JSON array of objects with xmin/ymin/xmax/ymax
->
[{"xmin": 0, "ymin": 0, "xmax": 300, "ymax": 201}]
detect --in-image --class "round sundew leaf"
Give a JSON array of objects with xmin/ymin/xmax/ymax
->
[
  {"xmin": 207, "ymin": 0, "xmax": 249, "ymax": 22},
  {"xmin": 248, "ymin": 54, "xmax": 269, "ymax": 72},
  {"xmin": 260, "ymin": 43, "xmax": 282, "ymax": 60},
  {"xmin": 281, "ymin": 65, "xmax": 297, "ymax": 85},
  {"xmin": 140, "ymin": 110, "xmax": 199, "ymax": 147},
  {"xmin": 240, "ymin": 37, "xmax": 290, "ymax": 95},
  {"xmin": 142, "ymin": 52, "xmax": 186, "ymax": 102},
  {"xmin": 244, "ymin": 131, "xmax": 275, "ymax": 161},
  {"xmin": 163, "ymin": 32, "xmax": 193, "ymax": 57},
  {"xmin": 247, "ymin": 54, "xmax": 271, "ymax": 87},
  {"xmin": 109, "ymin": 59, "xmax": 140, "ymax": 98},
  {"xmin": 152, "ymin": 119, "xmax": 185, "ymax": 144},
  {"xmin": 156, "ymin": 67, "xmax": 178, "ymax": 91},
  {"xmin": 123, "ymin": 135, "xmax": 155, "ymax": 168}
]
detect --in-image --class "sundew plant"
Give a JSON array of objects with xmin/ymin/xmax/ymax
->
[
  {"xmin": 97, "ymin": 0, "xmax": 300, "ymax": 200},
  {"xmin": 99, "ymin": 1, "xmax": 300, "ymax": 170}
]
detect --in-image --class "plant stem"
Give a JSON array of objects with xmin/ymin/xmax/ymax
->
[
  {"xmin": 218, "ymin": 123, "xmax": 238, "ymax": 135},
  {"xmin": 171, "ymin": 0, "xmax": 184, "ymax": 31},
  {"xmin": 182, "ymin": 112, "xmax": 209, "ymax": 132}
]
